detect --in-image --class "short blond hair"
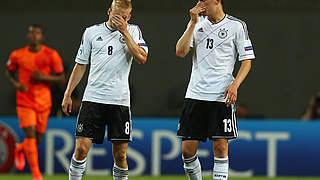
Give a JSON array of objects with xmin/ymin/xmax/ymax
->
[{"xmin": 111, "ymin": 0, "xmax": 132, "ymax": 9}]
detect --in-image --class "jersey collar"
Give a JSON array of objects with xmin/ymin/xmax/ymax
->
[
  {"xmin": 104, "ymin": 22, "xmax": 117, "ymax": 32},
  {"xmin": 209, "ymin": 14, "xmax": 227, "ymax": 25}
]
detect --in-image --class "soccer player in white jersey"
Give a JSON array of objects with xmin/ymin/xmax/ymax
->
[
  {"xmin": 176, "ymin": 0, "xmax": 255, "ymax": 180},
  {"xmin": 61, "ymin": 0, "xmax": 148, "ymax": 179}
]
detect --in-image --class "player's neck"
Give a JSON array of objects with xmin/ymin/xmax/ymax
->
[
  {"xmin": 207, "ymin": 8, "xmax": 225, "ymax": 24},
  {"xmin": 106, "ymin": 21, "xmax": 116, "ymax": 31},
  {"xmin": 28, "ymin": 44, "xmax": 42, "ymax": 53}
]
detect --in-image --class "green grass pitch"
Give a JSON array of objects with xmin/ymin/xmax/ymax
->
[{"xmin": 0, "ymin": 175, "xmax": 319, "ymax": 180}]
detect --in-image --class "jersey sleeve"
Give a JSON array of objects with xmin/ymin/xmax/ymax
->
[
  {"xmin": 190, "ymin": 16, "xmax": 205, "ymax": 48},
  {"xmin": 50, "ymin": 50, "xmax": 64, "ymax": 74},
  {"xmin": 75, "ymin": 28, "xmax": 92, "ymax": 64},
  {"xmin": 6, "ymin": 51, "xmax": 18, "ymax": 72},
  {"xmin": 190, "ymin": 27, "xmax": 196, "ymax": 48},
  {"xmin": 132, "ymin": 25, "xmax": 148, "ymax": 54},
  {"xmin": 235, "ymin": 22, "xmax": 255, "ymax": 61}
]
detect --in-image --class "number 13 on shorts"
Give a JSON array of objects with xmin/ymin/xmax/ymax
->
[{"xmin": 223, "ymin": 119, "xmax": 232, "ymax": 133}]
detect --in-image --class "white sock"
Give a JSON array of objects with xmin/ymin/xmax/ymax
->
[
  {"xmin": 183, "ymin": 154, "xmax": 202, "ymax": 180},
  {"xmin": 113, "ymin": 164, "xmax": 129, "ymax": 180},
  {"xmin": 213, "ymin": 157, "xmax": 229, "ymax": 180},
  {"xmin": 69, "ymin": 154, "xmax": 87, "ymax": 180}
]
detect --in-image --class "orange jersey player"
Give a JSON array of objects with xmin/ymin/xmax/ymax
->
[{"xmin": 5, "ymin": 24, "xmax": 65, "ymax": 180}]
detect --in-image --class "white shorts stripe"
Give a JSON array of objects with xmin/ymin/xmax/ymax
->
[
  {"xmin": 232, "ymin": 104, "xmax": 238, "ymax": 137},
  {"xmin": 231, "ymin": 104, "xmax": 236, "ymax": 137}
]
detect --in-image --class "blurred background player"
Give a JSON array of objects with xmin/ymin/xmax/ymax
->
[
  {"xmin": 5, "ymin": 24, "xmax": 65, "ymax": 180},
  {"xmin": 176, "ymin": 0, "xmax": 255, "ymax": 180},
  {"xmin": 61, "ymin": 0, "xmax": 148, "ymax": 179},
  {"xmin": 302, "ymin": 92, "xmax": 320, "ymax": 120},
  {"xmin": 236, "ymin": 103, "xmax": 248, "ymax": 119}
]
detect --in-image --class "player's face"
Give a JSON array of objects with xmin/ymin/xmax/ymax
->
[
  {"xmin": 108, "ymin": 6, "xmax": 132, "ymax": 23},
  {"xmin": 317, "ymin": 107, "xmax": 320, "ymax": 115},
  {"xmin": 26, "ymin": 26, "xmax": 43, "ymax": 45},
  {"xmin": 200, "ymin": 0, "xmax": 218, "ymax": 16}
]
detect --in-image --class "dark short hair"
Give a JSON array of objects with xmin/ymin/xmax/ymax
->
[
  {"xmin": 29, "ymin": 24, "xmax": 43, "ymax": 33},
  {"xmin": 221, "ymin": 0, "xmax": 224, "ymax": 6}
]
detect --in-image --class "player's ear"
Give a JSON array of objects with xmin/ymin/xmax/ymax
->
[
  {"xmin": 107, "ymin": 8, "xmax": 111, "ymax": 16},
  {"xmin": 39, "ymin": 35, "xmax": 44, "ymax": 43}
]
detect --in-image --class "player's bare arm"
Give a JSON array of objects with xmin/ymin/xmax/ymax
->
[
  {"xmin": 5, "ymin": 70, "xmax": 28, "ymax": 92},
  {"xmin": 112, "ymin": 14, "xmax": 147, "ymax": 64},
  {"xmin": 62, "ymin": 63, "xmax": 87, "ymax": 116},
  {"xmin": 301, "ymin": 96, "xmax": 316, "ymax": 120},
  {"xmin": 224, "ymin": 60, "xmax": 252, "ymax": 106},
  {"xmin": 176, "ymin": 2, "xmax": 205, "ymax": 58},
  {"xmin": 31, "ymin": 70, "xmax": 65, "ymax": 85}
]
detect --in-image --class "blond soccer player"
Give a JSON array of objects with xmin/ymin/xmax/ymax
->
[{"xmin": 62, "ymin": 0, "xmax": 148, "ymax": 179}]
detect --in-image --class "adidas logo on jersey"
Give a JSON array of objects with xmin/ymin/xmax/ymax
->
[
  {"xmin": 198, "ymin": 28, "xmax": 204, "ymax": 32},
  {"xmin": 96, "ymin": 36, "xmax": 103, "ymax": 41}
]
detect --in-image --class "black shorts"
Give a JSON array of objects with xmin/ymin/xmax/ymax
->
[
  {"xmin": 177, "ymin": 98, "xmax": 238, "ymax": 142},
  {"xmin": 75, "ymin": 101, "xmax": 132, "ymax": 144}
]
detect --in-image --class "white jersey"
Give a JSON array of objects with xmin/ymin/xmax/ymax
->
[
  {"xmin": 186, "ymin": 14, "xmax": 255, "ymax": 102},
  {"xmin": 75, "ymin": 22, "xmax": 148, "ymax": 106}
]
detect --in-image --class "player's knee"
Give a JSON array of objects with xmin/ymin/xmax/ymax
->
[
  {"xmin": 75, "ymin": 145, "xmax": 89, "ymax": 159},
  {"xmin": 182, "ymin": 148, "xmax": 197, "ymax": 159},
  {"xmin": 213, "ymin": 143, "xmax": 227, "ymax": 157}
]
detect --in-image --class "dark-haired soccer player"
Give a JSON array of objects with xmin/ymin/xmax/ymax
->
[
  {"xmin": 176, "ymin": 0, "xmax": 255, "ymax": 179},
  {"xmin": 6, "ymin": 24, "xmax": 65, "ymax": 180},
  {"xmin": 61, "ymin": 0, "xmax": 148, "ymax": 179}
]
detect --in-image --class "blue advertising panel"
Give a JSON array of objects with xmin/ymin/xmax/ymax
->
[{"xmin": 0, "ymin": 117, "xmax": 319, "ymax": 177}]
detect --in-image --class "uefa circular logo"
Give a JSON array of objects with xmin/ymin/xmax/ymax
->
[{"xmin": 0, "ymin": 123, "xmax": 17, "ymax": 173}]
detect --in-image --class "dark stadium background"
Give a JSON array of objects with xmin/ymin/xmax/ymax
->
[{"xmin": 0, "ymin": 0, "xmax": 319, "ymax": 118}]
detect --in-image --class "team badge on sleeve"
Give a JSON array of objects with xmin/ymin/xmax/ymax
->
[
  {"xmin": 78, "ymin": 48, "xmax": 83, "ymax": 56},
  {"xmin": 6, "ymin": 59, "xmax": 11, "ymax": 66},
  {"xmin": 138, "ymin": 43, "xmax": 147, "ymax": 47}
]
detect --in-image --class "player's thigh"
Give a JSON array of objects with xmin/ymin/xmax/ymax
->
[
  {"xmin": 76, "ymin": 101, "xmax": 108, "ymax": 144},
  {"xmin": 17, "ymin": 106, "xmax": 37, "ymax": 129},
  {"xmin": 177, "ymin": 98, "xmax": 209, "ymax": 141},
  {"xmin": 182, "ymin": 140, "xmax": 200, "ymax": 158},
  {"xmin": 107, "ymin": 105, "xmax": 132, "ymax": 141},
  {"xmin": 36, "ymin": 109, "xmax": 51, "ymax": 134},
  {"xmin": 208, "ymin": 103, "xmax": 238, "ymax": 139}
]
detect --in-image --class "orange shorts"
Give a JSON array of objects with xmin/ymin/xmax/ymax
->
[{"xmin": 16, "ymin": 106, "xmax": 51, "ymax": 134}]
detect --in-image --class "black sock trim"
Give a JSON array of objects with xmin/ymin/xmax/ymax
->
[
  {"xmin": 184, "ymin": 155, "xmax": 198, "ymax": 164},
  {"xmin": 71, "ymin": 158, "xmax": 86, "ymax": 166}
]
